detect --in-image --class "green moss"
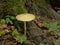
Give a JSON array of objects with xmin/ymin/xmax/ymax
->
[{"xmin": 0, "ymin": 0, "xmax": 27, "ymax": 16}]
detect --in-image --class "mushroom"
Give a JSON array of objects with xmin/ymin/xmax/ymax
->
[{"xmin": 16, "ymin": 13, "xmax": 35, "ymax": 36}]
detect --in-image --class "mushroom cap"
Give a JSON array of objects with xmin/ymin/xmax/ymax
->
[{"xmin": 16, "ymin": 13, "xmax": 35, "ymax": 22}]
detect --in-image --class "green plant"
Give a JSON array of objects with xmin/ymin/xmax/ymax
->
[
  {"xmin": 6, "ymin": 15, "xmax": 15, "ymax": 20},
  {"xmin": 0, "ymin": 15, "xmax": 15, "ymax": 24},
  {"xmin": 0, "ymin": 31, "xmax": 3, "ymax": 36},
  {"xmin": 6, "ymin": 15, "xmax": 21, "ymax": 30},
  {"xmin": 43, "ymin": 22, "xmax": 49, "ymax": 27},
  {"xmin": 54, "ymin": 40, "xmax": 60, "ymax": 45},
  {"xmin": 57, "ymin": 32, "xmax": 60, "ymax": 37},
  {"xmin": 12, "ymin": 29, "xmax": 19, "ymax": 36},
  {"xmin": 42, "ymin": 22, "xmax": 57, "ymax": 32},
  {"xmin": 5, "ymin": 18, "xmax": 13, "ymax": 24},
  {"xmin": 5, "ymin": 15, "xmax": 16, "ymax": 24},
  {"xmin": 16, "ymin": 35, "xmax": 26, "ymax": 43},
  {"xmin": 0, "ymin": 19, "xmax": 6, "ymax": 24},
  {"xmin": 12, "ymin": 29, "xmax": 26, "ymax": 44},
  {"xmin": 48, "ymin": 22, "xmax": 57, "ymax": 32}
]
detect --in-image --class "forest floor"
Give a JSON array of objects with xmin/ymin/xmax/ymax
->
[{"xmin": 0, "ymin": 8, "xmax": 60, "ymax": 45}]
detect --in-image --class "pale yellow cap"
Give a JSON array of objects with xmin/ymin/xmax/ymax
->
[{"xmin": 16, "ymin": 13, "xmax": 35, "ymax": 21}]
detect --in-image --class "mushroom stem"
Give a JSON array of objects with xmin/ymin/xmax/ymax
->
[{"xmin": 24, "ymin": 21, "xmax": 26, "ymax": 36}]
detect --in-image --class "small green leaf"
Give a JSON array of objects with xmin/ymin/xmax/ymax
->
[
  {"xmin": 12, "ymin": 29, "xmax": 19, "ymax": 36},
  {"xmin": 57, "ymin": 32, "xmax": 60, "ymax": 37},
  {"xmin": 0, "ymin": 31, "xmax": 2, "ymax": 36},
  {"xmin": 5, "ymin": 18, "xmax": 10, "ymax": 24},
  {"xmin": 9, "ymin": 20, "xmax": 13, "ymax": 24},
  {"xmin": 54, "ymin": 40, "xmax": 60, "ymax": 45},
  {"xmin": 10, "ymin": 16, "xmax": 15, "ymax": 19},
  {"xmin": 16, "ymin": 35, "xmax": 26, "ymax": 44},
  {"xmin": 48, "ymin": 22, "xmax": 57, "ymax": 32},
  {"xmin": 43, "ymin": 22, "xmax": 49, "ymax": 27},
  {"xmin": 0, "ymin": 19, "xmax": 6, "ymax": 24},
  {"xmin": 5, "ymin": 18, "xmax": 13, "ymax": 24}
]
